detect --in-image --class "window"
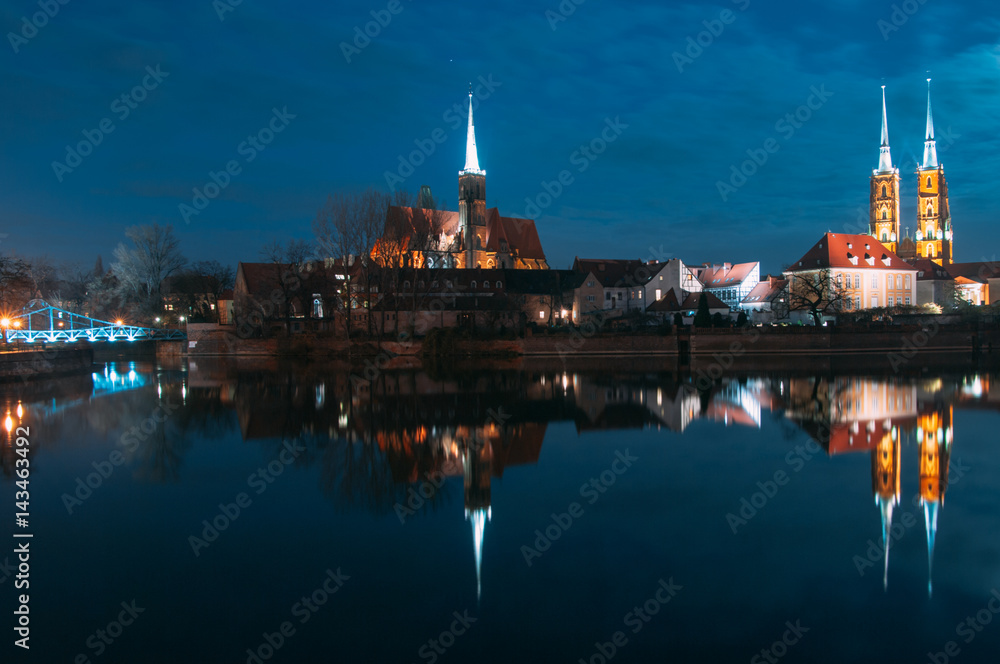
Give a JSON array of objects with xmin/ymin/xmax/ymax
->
[
  {"xmin": 586, "ymin": 295, "xmax": 595, "ymax": 302},
  {"xmin": 872, "ymin": 295, "xmax": 879, "ymax": 308},
  {"xmin": 470, "ymin": 280, "xmax": 477, "ymax": 289},
  {"xmin": 926, "ymin": 203, "xmax": 933, "ymax": 217},
  {"xmin": 587, "ymin": 280, "xmax": 595, "ymax": 287},
  {"xmin": 496, "ymin": 281, "xmax": 502, "ymax": 289},
  {"xmin": 888, "ymin": 296, "xmax": 894, "ymax": 307},
  {"xmin": 854, "ymin": 274, "xmax": 860, "ymax": 289},
  {"xmin": 871, "ymin": 274, "xmax": 878, "ymax": 288},
  {"xmin": 855, "ymin": 295, "xmax": 861, "ymax": 310},
  {"xmin": 539, "ymin": 311, "xmax": 545, "ymax": 319},
  {"xmin": 605, "ymin": 292, "xmax": 611, "ymax": 301},
  {"xmin": 836, "ymin": 274, "xmax": 843, "ymax": 287},
  {"xmin": 905, "ymin": 274, "xmax": 911, "ymax": 289},
  {"xmin": 927, "ymin": 244, "xmax": 936, "ymax": 258},
  {"xmin": 905, "ymin": 296, "xmax": 911, "ymax": 305},
  {"xmin": 655, "ymin": 289, "xmax": 662, "ymax": 301},
  {"xmin": 483, "ymin": 280, "xmax": 490, "ymax": 288},
  {"xmin": 881, "ymin": 185, "xmax": 887, "ymax": 197},
  {"xmin": 882, "ymin": 210, "xmax": 888, "ymax": 220},
  {"xmin": 926, "ymin": 176, "xmax": 932, "ymax": 188},
  {"xmin": 313, "ymin": 297, "xmax": 323, "ymax": 318},
  {"xmin": 895, "ymin": 275, "xmax": 901, "ymax": 290}
]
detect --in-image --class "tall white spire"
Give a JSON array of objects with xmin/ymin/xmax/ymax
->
[
  {"xmin": 923, "ymin": 499, "xmax": 939, "ymax": 598},
  {"xmin": 878, "ymin": 494, "xmax": 896, "ymax": 591},
  {"xmin": 922, "ymin": 78, "xmax": 938, "ymax": 169},
  {"xmin": 466, "ymin": 506, "xmax": 490, "ymax": 601},
  {"xmin": 877, "ymin": 86, "xmax": 894, "ymax": 173},
  {"xmin": 462, "ymin": 89, "xmax": 484, "ymax": 175}
]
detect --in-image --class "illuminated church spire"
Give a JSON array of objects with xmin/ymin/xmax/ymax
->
[
  {"xmin": 466, "ymin": 506, "xmax": 491, "ymax": 601},
  {"xmin": 877, "ymin": 86, "xmax": 894, "ymax": 174},
  {"xmin": 878, "ymin": 494, "xmax": 896, "ymax": 591},
  {"xmin": 462, "ymin": 88, "xmax": 483, "ymax": 175},
  {"xmin": 922, "ymin": 79, "xmax": 938, "ymax": 169},
  {"xmin": 923, "ymin": 500, "xmax": 939, "ymax": 598}
]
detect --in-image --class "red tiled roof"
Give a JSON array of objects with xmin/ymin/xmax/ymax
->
[
  {"xmin": 384, "ymin": 206, "xmax": 547, "ymax": 261},
  {"xmin": 911, "ymin": 258, "xmax": 953, "ymax": 281},
  {"xmin": 698, "ymin": 262, "xmax": 758, "ymax": 287},
  {"xmin": 945, "ymin": 261, "xmax": 1000, "ymax": 283},
  {"xmin": 787, "ymin": 233, "xmax": 914, "ymax": 272},
  {"xmin": 742, "ymin": 277, "xmax": 787, "ymax": 303}
]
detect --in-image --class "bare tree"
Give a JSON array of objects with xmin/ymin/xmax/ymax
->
[
  {"xmin": 787, "ymin": 269, "xmax": 845, "ymax": 326},
  {"xmin": 0, "ymin": 254, "xmax": 31, "ymax": 312},
  {"xmin": 314, "ymin": 188, "xmax": 414, "ymax": 339},
  {"xmin": 256, "ymin": 239, "xmax": 314, "ymax": 335},
  {"xmin": 111, "ymin": 224, "xmax": 187, "ymax": 317}
]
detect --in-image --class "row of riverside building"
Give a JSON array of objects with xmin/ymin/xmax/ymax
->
[{"xmin": 226, "ymin": 82, "xmax": 998, "ymax": 335}]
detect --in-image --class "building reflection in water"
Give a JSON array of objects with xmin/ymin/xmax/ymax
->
[{"xmin": 16, "ymin": 361, "xmax": 991, "ymax": 599}]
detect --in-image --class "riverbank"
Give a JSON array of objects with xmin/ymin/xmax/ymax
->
[
  {"xmin": 183, "ymin": 322, "xmax": 999, "ymax": 360},
  {"xmin": 0, "ymin": 347, "xmax": 94, "ymax": 382}
]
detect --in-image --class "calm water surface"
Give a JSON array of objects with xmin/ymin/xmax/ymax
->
[{"xmin": 3, "ymin": 357, "xmax": 1000, "ymax": 663}]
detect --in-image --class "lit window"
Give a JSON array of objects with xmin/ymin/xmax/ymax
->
[
  {"xmin": 539, "ymin": 311, "xmax": 545, "ymax": 319},
  {"xmin": 905, "ymin": 275, "xmax": 911, "ymax": 289}
]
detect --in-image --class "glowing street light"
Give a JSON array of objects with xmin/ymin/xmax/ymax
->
[{"xmin": 116, "ymin": 320, "xmax": 123, "ymax": 327}]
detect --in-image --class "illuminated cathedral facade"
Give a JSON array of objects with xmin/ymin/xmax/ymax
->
[
  {"xmin": 377, "ymin": 91, "xmax": 549, "ymax": 271},
  {"xmin": 869, "ymin": 80, "xmax": 954, "ymax": 265}
]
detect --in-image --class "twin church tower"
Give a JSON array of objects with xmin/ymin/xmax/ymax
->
[{"xmin": 869, "ymin": 80, "xmax": 953, "ymax": 265}]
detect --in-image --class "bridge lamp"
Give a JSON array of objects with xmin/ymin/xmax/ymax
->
[
  {"xmin": 116, "ymin": 320, "xmax": 123, "ymax": 326},
  {"xmin": 155, "ymin": 317, "xmax": 160, "ymax": 323},
  {"xmin": 13, "ymin": 321, "xmax": 20, "ymax": 328},
  {"xmin": 179, "ymin": 316, "xmax": 186, "ymax": 322},
  {"xmin": 1, "ymin": 318, "xmax": 9, "ymax": 328}
]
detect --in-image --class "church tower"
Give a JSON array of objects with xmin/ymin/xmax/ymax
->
[
  {"xmin": 916, "ymin": 80, "xmax": 953, "ymax": 264},
  {"xmin": 871, "ymin": 429, "xmax": 900, "ymax": 591},
  {"xmin": 458, "ymin": 89, "xmax": 487, "ymax": 269},
  {"xmin": 870, "ymin": 86, "xmax": 901, "ymax": 252},
  {"xmin": 918, "ymin": 406, "xmax": 952, "ymax": 598}
]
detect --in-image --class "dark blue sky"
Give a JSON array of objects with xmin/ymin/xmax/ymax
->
[{"xmin": 2, "ymin": 0, "xmax": 998, "ymax": 275}]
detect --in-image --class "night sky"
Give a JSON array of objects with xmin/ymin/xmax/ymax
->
[{"xmin": 2, "ymin": 0, "xmax": 998, "ymax": 275}]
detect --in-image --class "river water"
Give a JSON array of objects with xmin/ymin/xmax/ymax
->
[{"xmin": 3, "ymin": 357, "xmax": 999, "ymax": 663}]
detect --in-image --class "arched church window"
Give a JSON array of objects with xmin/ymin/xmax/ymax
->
[
  {"xmin": 927, "ymin": 244, "xmax": 935, "ymax": 258},
  {"xmin": 926, "ymin": 176, "xmax": 932, "ymax": 188},
  {"xmin": 881, "ymin": 210, "xmax": 887, "ymax": 220},
  {"xmin": 483, "ymin": 280, "xmax": 490, "ymax": 288},
  {"xmin": 470, "ymin": 280, "xmax": 477, "ymax": 289},
  {"xmin": 881, "ymin": 231, "xmax": 888, "ymax": 242},
  {"xmin": 926, "ymin": 203, "xmax": 933, "ymax": 217},
  {"xmin": 881, "ymin": 185, "xmax": 887, "ymax": 197}
]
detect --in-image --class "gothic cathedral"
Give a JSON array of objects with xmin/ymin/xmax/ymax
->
[{"xmin": 869, "ymin": 80, "xmax": 953, "ymax": 265}]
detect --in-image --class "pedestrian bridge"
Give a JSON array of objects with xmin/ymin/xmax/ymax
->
[{"xmin": 2, "ymin": 300, "xmax": 185, "ymax": 344}]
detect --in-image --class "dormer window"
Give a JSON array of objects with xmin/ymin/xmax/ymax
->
[
  {"xmin": 847, "ymin": 243, "xmax": 852, "ymax": 249},
  {"xmin": 881, "ymin": 254, "xmax": 891, "ymax": 266},
  {"xmin": 865, "ymin": 253, "xmax": 874, "ymax": 266},
  {"xmin": 847, "ymin": 253, "xmax": 858, "ymax": 266}
]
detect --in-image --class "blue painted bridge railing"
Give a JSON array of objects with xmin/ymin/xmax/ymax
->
[{"xmin": 3, "ymin": 300, "xmax": 185, "ymax": 344}]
